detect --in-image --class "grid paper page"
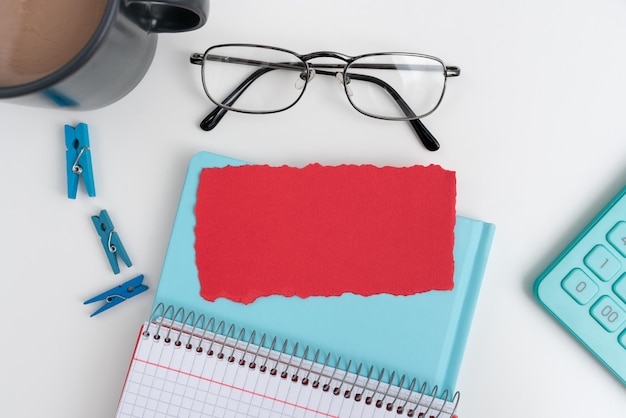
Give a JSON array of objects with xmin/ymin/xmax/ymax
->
[{"xmin": 116, "ymin": 321, "xmax": 458, "ymax": 418}]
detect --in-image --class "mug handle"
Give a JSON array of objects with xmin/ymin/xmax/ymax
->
[{"xmin": 124, "ymin": 0, "xmax": 209, "ymax": 33}]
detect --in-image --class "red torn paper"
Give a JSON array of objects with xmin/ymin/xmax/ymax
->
[{"xmin": 195, "ymin": 164, "xmax": 456, "ymax": 304}]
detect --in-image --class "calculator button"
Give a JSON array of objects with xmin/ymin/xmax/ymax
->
[
  {"xmin": 584, "ymin": 245, "xmax": 621, "ymax": 281},
  {"xmin": 561, "ymin": 269, "xmax": 598, "ymax": 304},
  {"xmin": 620, "ymin": 330, "xmax": 626, "ymax": 350},
  {"xmin": 590, "ymin": 296, "xmax": 626, "ymax": 332},
  {"xmin": 614, "ymin": 274, "xmax": 626, "ymax": 304},
  {"xmin": 607, "ymin": 221, "xmax": 626, "ymax": 257}
]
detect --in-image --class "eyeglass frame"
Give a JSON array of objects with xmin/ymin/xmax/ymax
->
[{"xmin": 190, "ymin": 43, "xmax": 460, "ymax": 151}]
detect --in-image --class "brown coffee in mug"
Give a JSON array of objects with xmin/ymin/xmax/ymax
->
[{"xmin": 0, "ymin": 0, "xmax": 108, "ymax": 87}]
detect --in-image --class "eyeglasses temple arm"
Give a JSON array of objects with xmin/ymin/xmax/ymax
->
[
  {"xmin": 200, "ymin": 106, "xmax": 227, "ymax": 131},
  {"xmin": 197, "ymin": 64, "xmax": 274, "ymax": 131},
  {"xmin": 342, "ymin": 71, "xmax": 440, "ymax": 151},
  {"xmin": 408, "ymin": 119, "xmax": 439, "ymax": 151}
]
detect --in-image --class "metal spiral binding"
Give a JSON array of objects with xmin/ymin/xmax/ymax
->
[{"xmin": 144, "ymin": 303, "xmax": 460, "ymax": 418}]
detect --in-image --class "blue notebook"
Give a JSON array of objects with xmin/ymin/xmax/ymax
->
[{"xmin": 152, "ymin": 151, "xmax": 495, "ymax": 395}]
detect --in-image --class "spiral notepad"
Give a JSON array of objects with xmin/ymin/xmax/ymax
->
[{"xmin": 116, "ymin": 304, "xmax": 459, "ymax": 418}]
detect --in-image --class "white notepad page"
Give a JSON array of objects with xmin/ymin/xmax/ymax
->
[{"xmin": 116, "ymin": 318, "xmax": 459, "ymax": 418}]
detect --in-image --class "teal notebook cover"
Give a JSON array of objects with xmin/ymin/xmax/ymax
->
[{"xmin": 153, "ymin": 151, "xmax": 495, "ymax": 394}]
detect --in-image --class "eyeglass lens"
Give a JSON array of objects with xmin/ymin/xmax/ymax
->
[
  {"xmin": 202, "ymin": 45, "xmax": 307, "ymax": 113},
  {"xmin": 345, "ymin": 54, "xmax": 446, "ymax": 120}
]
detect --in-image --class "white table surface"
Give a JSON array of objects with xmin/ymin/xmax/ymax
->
[{"xmin": 1, "ymin": 1, "xmax": 626, "ymax": 417}]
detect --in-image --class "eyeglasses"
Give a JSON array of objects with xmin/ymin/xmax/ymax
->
[{"xmin": 190, "ymin": 44, "xmax": 460, "ymax": 151}]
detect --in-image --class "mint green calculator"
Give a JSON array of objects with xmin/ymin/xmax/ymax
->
[{"xmin": 534, "ymin": 184, "xmax": 626, "ymax": 385}]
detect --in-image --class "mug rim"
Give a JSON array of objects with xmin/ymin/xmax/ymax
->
[{"xmin": 0, "ymin": 0, "xmax": 118, "ymax": 98}]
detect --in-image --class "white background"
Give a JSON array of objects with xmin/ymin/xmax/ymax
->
[{"xmin": 1, "ymin": 0, "xmax": 626, "ymax": 417}]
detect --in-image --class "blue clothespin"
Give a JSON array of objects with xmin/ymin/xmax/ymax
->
[
  {"xmin": 92, "ymin": 209, "xmax": 132, "ymax": 274},
  {"xmin": 65, "ymin": 123, "xmax": 96, "ymax": 199},
  {"xmin": 84, "ymin": 275, "xmax": 148, "ymax": 317}
]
